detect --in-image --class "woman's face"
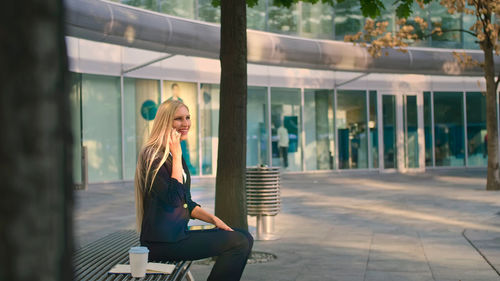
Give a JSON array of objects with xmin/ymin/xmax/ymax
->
[{"xmin": 172, "ymin": 105, "xmax": 191, "ymax": 141}]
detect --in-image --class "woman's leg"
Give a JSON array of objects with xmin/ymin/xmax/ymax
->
[{"xmin": 142, "ymin": 228, "xmax": 253, "ymax": 281}]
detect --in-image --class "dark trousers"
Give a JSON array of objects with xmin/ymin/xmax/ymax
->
[
  {"xmin": 141, "ymin": 228, "xmax": 253, "ymax": 281},
  {"xmin": 279, "ymin": 146, "xmax": 288, "ymax": 167}
]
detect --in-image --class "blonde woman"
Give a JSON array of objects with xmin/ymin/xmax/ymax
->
[{"xmin": 135, "ymin": 100, "xmax": 253, "ymax": 281}]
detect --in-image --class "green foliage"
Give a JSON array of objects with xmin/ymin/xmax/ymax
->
[
  {"xmin": 360, "ymin": 0, "xmax": 385, "ymax": 18},
  {"xmin": 394, "ymin": 0, "xmax": 413, "ymax": 18}
]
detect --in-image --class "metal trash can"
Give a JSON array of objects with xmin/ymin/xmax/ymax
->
[{"xmin": 246, "ymin": 166, "xmax": 281, "ymax": 240}]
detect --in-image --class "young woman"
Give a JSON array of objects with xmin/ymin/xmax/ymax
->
[{"xmin": 134, "ymin": 100, "xmax": 253, "ymax": 281}]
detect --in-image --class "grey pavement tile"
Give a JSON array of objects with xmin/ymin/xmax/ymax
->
[
  {"xmin": 367, "ymin": 259, "xmax": 431, "ymax": 272},
  {"xmin": 427, "ymin": 258, "xmax": 493, "ymax": 270},
  {"xmin": 74, "ymin": 169, "xmax": 500, "ymax": 280},
  {"xmin": 431, "ymin": 267, "xmax": 499, "ymax": 281},
  {"xmin": 364, "ymin": 270, "xmax": 434, "ymax": 281}
]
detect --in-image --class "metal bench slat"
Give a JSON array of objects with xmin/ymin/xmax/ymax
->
[
  {"xmin": 75, "ymin": 231, "xmax": 135, "ymax": 258},
  {"xmin": 74, "ymin": 230, "xmax": 137, "ymax": 265},
  {"xmin": 74, "ymin": 230, "xmax": 190, "ymax": 281},
  {"xmin": 75, "ymin": 231, "xmax": 139, "ymax": 279}
]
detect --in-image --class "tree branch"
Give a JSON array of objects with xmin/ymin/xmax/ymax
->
[{"xmin": 420, "ymin": 28, "xmax": 477, "ymax": 38}]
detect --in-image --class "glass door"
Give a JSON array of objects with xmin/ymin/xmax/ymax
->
[
  {"xmin": 404, "ymin": 95, "xmax": 419, "ymax": 169},
  {"xmin": 380, "ymin": 95, "xmax": 397, "ymax": 170},
  {"xmin": 378, "ymin": 93, "xmax": 424, "ymax": 171}
]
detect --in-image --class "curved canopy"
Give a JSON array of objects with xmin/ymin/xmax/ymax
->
[{"xmin": 65, "ymin": 0, "xmax": 496, "ymax": 76}]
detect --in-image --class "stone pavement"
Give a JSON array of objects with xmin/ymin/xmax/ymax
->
[{"xmin": 74, "ymin": 169, "xmax": 500, "ymax": 281}]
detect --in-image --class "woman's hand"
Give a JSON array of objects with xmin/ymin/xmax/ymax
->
[
  {"xmin": 212, "ymin": 216, "xmax": 234, "ymax": 231},
  {"xmin": 169, "ymin": 129, "xmax": 182, "ymax": 158}
]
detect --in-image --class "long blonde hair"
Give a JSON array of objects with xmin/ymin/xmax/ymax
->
[{"xmin": 134, "ymin": 99, "xmax": 188, "ymax": 233}]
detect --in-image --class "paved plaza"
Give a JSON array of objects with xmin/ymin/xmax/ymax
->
[{"xmin": 75, "ymin": 169, "xmax": 500, "ymax": 281}]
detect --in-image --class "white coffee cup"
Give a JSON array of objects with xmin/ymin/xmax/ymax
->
[{"xmin": 129, "ymin": 246, "xmax": 149, "ymax": 278}]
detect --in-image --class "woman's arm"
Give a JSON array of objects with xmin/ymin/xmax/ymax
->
[
  {"xmin": 169, "ymin": 129, "xmax": 183, "ymax": 183},
  {"xmin": 191, "ymin": 206, "xmax": 233, "ymax": 231}
]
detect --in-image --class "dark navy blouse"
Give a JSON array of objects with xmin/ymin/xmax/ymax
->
[{"xmin": 140, "ymin": 155, "xmax": 200, "ymax": 243}]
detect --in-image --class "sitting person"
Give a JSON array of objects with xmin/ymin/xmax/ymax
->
[{"xmin": 134, "ymin": 100, "xmax": 253, "ymax": 281}]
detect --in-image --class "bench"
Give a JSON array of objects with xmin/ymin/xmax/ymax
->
[{"xmin": 74, "ymin": 230, "xmax": 193, "ymax": 281}]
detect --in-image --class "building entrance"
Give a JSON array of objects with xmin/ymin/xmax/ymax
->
[{"xmin": 378, "ymin": 92, "xmax": 425, "ymax": 172}]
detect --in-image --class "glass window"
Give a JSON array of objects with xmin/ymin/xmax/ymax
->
[
  {"xmin": 424, "ymin": 92, "xmax": 433, "ymax": 166},
  {"xmin": 429, "ymin": 2, "xmax": 462, "ymax": 48},
  {"xmin": 334, "ymin": 0, "xmax": 364, "ymax": 40},
  {"xmin": 123, "ymin": 78, "xmax": 161, "ymax": 180},
  {"xmin": 271, "ymin": 88, "xmax": 302, "ymax": 171},
  {"xmin": 404, "ymin": 6, "xmax": 430, "ymax": 47},
  {"xmin": 70, "ymin": 73, "xmax": 82, "ymax": 184},
  {"xmin": 159, "ymin": 0, "xmax": 196, "ymax": 19},
  {"xmin": 200, "ymin": 84, "xmax": 220, "ymax": 175},
  {"xmin": 405, "ymin": 95, "xmax": 419, "ymax": 168},
  {"xmin": 304, "ymin": 89, "xmax": 335, "ymax": 171},
  {"xmin": 369, "ymin": 91, "xmax": 378, "ymax": 168},
  {"xmin": 247, "ymin": 87, "xmax": 269, "ymax": 167},
  {"xmin": 268, "ymin": 1, "xmax": 299, "ymax": 35},
  {"xmin": 247, "ymin": 0, "xmax": 267, "ymax": 30},
  {"xmin": 300, "ymin": 2, "xmax": 334, "ymax": 39},
  {"xmin": 163, "ymin": 81, "xmax": 199, "ymax": 175},
  {"xmin": 121, "ymin": 0, "xmax": 159, "ymax": 12},
  {"xmin": 336, "ymin": 90, "xmax": 368, "ymax": 169},
  {"xmin": 466, "ymin": 92, "xmax": 487, "ymax": 166},
  {"xmin": 434, "ymin": 92, "xmax": 465, "ymax": 166},
  {"xmin": 463, "ymin": 5, "xmax": 478, "ymax": 49},
  {"xmin": 82, "ymin": 74, "xmax": 122, "ymax": 182},
  {"xmin": 198, "ymin": 0, "xmax": 220, "ymax": 23},
  {"xmin": 382, "ymin": 95, "xmax": 397, "ymax": 169}
]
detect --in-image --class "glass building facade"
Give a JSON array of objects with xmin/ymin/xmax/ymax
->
[
  {"xmin": 117, "ymin": 0, "xmax": 479, "ymax": 50},
  {"xmin": 67, "ymin": 0, "xmax": 492, "ymax": 183},
  {"xmin": 70, "ymin": 67, "xmax": 490, "ymax": 183}
]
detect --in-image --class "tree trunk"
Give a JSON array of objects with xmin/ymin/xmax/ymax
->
[
  {"xmin": 215, "ymin": 0, "xmax": 249, "ymax": 230},
  {"xmin": 0, "ymin": 0, "xmax": 74, "ymax": 280},
  {"xmin": 482, "ymin": 43, "xmax": 500, "ymax": 190}
]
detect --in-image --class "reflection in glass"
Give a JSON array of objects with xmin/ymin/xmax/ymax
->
[
  {"xmin": 267, "ymin": 1, "xmax": 298, "ymax": 35},
  {"xmin": 466, "ymin": 92, "xmax": 487, "ymax": 166},
  {"xmin": 424, "ymin": 92, "xmax": 433, "ymax": 166},
  {"xmin": 334, "ymin": 0, "xmax": 363, "ymax": 40},
  {"xmin": 200, "ymin": 84, "xmax": 220, "ymax": 175},
  {"xmin": 121, "ymin": 0, "xmax": 159, "ymax": 12},
  {"xmin": 119, "ymin": 0, "xmax": 475, "ymax": 49},
  {"xmin": 300, "ymin": 2, "xmax": 334, "ymax": 39},
  {"xmin": 247, "ymin": 87, "xmax": 269, "ymax": 167},
  {"xmin": 369, "ymin": 91, "xmax": 378, "ymax": 168},
  {"xmin": 434, "ymin": 92, "xmax": 465, "ymax": 166},
  {"xmin": 163, "ymin": 81, "xmax": 199, "ymax": 175},
  {"xmin": 463, "ymin": 5, "xmax": 478, "ymax": 49},
  {"xmin": 271, "ymin": 88, "xmax": 302, "ymax": 171},
  {"xmin": 82, "ymin": 74, "xmax": 122, "ymax": 182},
  {"xmin": 123, "ymin": 78, "xmax": 161, "ymax": 180},
  {"xmin": 404, "ymin": 96, "xmax": 419, "ymax": 168},
  {"xmin": 247, "ymin": 0, "xmax": 267, "ymax": 30},
  {"xmin": 337, "ymin": 90, "xmax": 368, "ymax": 169},
  {"xmin": 304, "ymin": 89, "xmax": 335, "ymax": 171},
  {"xmin": 159, "ymin": 0, "xmax": 195, "ymax": 19},
  {"xmin": 70, "ymin": 73, "xmax": 82, "ymax": 183},
  {"xmin": 429, "ymin": 2, "xmax": 461, "ymax": 48},
  {"xmin": 198, "ymin": 0, "xmax": 220, "ymax": 23},
  {"xmin": 382, "ymin": 95, "xmax": 397, "ymax": 169}
]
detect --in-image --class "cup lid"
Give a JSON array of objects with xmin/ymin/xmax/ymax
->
[{"xmin": 129, "ymin": 246, "xmax": 149, "ymax": 254}]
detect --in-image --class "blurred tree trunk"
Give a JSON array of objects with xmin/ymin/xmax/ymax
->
[
  {"xmin": 0, "ymin": 0, "xmax": 74, "ymax": 280},
  {"xmin": 482, "ymin": 42, "xmax": 500, "ymax": 190},
  {"xmin": 215, "ymin": 0, "xmax": 249, "ymax": 230}
]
